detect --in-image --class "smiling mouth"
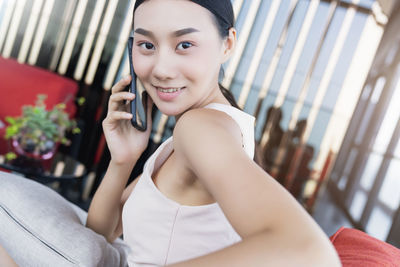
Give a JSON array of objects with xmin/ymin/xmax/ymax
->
[{"xmin": 155, "ymin": 86, "xmax": 185, "ymax": 93}]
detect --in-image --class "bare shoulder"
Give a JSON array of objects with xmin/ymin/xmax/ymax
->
[
  {"xmin": 173, "ymin": 107, "xmax": 242, "ymax": 151},
  {"xmin": 173, "ymin": 107, "xmax": 247, "ymax": 176}
]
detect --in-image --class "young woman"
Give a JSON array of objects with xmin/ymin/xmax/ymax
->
[{"xmin": 86, "ymin": 0, "xmax": 342, "ymax": 266}]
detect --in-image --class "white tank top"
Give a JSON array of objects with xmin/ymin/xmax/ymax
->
[{"xmin": 122, "ymin": 103, "xmax": 256, "ymax": 266}]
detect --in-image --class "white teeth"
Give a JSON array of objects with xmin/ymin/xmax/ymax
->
[{"xmin": 158, "ymin": 87, "xmax": 182, "ymax": 93}]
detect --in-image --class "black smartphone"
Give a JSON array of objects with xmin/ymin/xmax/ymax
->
[{"xmin": 127, "ymin": 36, "xmax": 147, "ymax": 131}]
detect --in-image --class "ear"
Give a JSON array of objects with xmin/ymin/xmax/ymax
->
[{"xmin": 221, "ymin": 27, "xmax": 237, "ymax": 63}]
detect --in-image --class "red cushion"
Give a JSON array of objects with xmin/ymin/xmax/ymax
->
[
  {"xmin": 330, "ymin": 227, "xmax": 400, "ymax": 266},
  {"xmin": 0, "ymin": 128, "xmax": 6, "ymax": 155},
  {"xmin": 0, "ymin": 57, "xmax": 78, "ymax": 154},
  {"xmin": 0, "ymin": 57, "xmax": 78, "ymax": 118}
]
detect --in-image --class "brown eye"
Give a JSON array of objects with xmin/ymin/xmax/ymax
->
[
  {"xmin": 139, "ymin": 42, "xmax": 155, "ymax": 50},
  {"xmin": 177, "ymin": 41, "xmax": 193, "ymax": 50}
]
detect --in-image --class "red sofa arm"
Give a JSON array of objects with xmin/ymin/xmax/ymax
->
[
  {"xmin": 0, "ymin": 57, "xmax": 78, "ymax": 118},
  {"xmin": 330, "ymin": 227, "xmax": 400, "ymax": 266}
]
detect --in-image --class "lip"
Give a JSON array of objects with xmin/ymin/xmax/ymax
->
[
  {"xmin": 154, "ymin": 85, "xmax": 185, "ymax": 101},
  {"xmin": 154, "ymin": 85, "xmax": 184, "ymax": 90}
]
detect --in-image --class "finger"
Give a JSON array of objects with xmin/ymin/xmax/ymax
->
[
  {"xmin": 108, "ymin": 92, "xmax": 135, "ymax": 112},
  {"xmin": 110, "ymin": 92, "xmax": 135, "ymax": 103},
  {"xmin": 111, "ymin": 75, "xmax": 132, "ymax": 94},
  {"xmin": 105, "ymin": 111, "xmax": 133, "ymax": 123},
  {"xmin": 109, "ymin": 92, "xmax": 135, "ymax": 114}
]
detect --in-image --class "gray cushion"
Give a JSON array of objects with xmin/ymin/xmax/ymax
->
[{"xmin": 0, "ymin": 171, "xmax": 130, "ymax": 266}]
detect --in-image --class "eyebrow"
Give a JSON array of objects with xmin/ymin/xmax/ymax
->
[
  {"xmin": 173, "ymin": 28, "xmax": 199, "ymax": 37},
  {"xmin": 134, "ymin": 27, "xmax": 200, "ymax": 38}
]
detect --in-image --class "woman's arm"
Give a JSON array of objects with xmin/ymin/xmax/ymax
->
[
  {"xmin": 0, "ymin": 244, "xmax": 18, "ymax": 267},
  {"xmin": 86, "ymin": 76, "xmax": 153, "ymax": 243},
  {"xmin": 170, "ymin": 108, "xmax": 341, "ymax": 266},
  {"xmin": 86, "ymin": 162, "xmax": 139, "ymax": 242}
]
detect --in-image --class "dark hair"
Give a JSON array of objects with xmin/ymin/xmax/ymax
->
[{"xmin": 133, "ymin": 0, "xmax": 240, "ymax": 109}]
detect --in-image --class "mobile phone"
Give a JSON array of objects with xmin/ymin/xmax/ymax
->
[{"xmin": 127, "ymin": 36, "xmax": 147, "ymax": 131}]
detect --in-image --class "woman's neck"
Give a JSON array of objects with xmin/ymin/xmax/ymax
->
[{"xmin": 174, "ymin": 86, "xmax": 231, "ymax": 122}]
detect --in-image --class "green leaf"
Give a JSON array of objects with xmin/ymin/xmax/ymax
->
[
  {"xmin": 72, "ymin": 127, "xmax": 81, "ymax": 134},
  {"xmin": 5, "ymin": 125, "xmax": 19, "ymax": 139},
  {"xmin": 5, "ymin": 117, "xmax": 16, "ymax": 125},
  {"xmin": 77, "ymin": 97, "xmax": 86, "ymax": 106},
  {"xmin": 5, "ymin": 152, "xmax": 17, "ymax": 161},
  {"xmin": 56, "ymin": 103, "xmax": 66, "ymax": 110}
]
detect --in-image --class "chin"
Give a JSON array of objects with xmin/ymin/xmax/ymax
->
[{"xmin": 154, "ymin": 102, "xmax": 186, "ymax": 117}]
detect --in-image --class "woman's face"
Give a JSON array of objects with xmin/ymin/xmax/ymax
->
[{"xmin": 132, "ymin": 0, "xmax": 231, "ymax": 116}]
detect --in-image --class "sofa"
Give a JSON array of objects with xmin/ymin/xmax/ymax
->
[
  {"xmin": 330, "ymin": 226, "xmax": 400, "ymax": 266},
  {"xmin": 0, "ymin": 171, "xmax": 129, "ymax": 266},
  {"xmin": 0, "ymin": 56, "xmax": 78, "ymax": 155},
  {"xmin": 1, "ymin": 170, "xmax": 400, "ymax": 266}
]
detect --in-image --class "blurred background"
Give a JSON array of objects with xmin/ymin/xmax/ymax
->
[{"xmin": 0, "ymin": 0, "xmax": 399, "ymax": 247}]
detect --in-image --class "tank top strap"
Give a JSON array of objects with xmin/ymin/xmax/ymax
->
[{"xmin": 203, "ymin": 103, "xmax": 255, "ymax": 159}]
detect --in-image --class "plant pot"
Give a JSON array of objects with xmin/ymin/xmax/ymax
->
[{"xmin": 11, "ymin": 137, "xmax": 58, "ymax": 161}]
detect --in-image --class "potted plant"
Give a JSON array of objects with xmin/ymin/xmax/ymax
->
[{"xmin": 4, "ymin": 94, "xmax": 80, "ymax": 161}]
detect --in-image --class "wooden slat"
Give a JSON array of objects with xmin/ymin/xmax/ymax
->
[
  {"xmin": 58, "ymin": 0, "xmax": 89, "ymax": 75},
  {"xmin": 73, "ymin": 0, "xmax": 107, "ymax": 80},
  {"xmin": 27, "ymin": 0, "xmax": 55, "ymax": 65},
  {"xmin": 2, "ymin": 0, "xmax": 26, "ymax": 58},
  {"xmin": 85, "ymin": 0, "xmax": 119, "ymax": 85},
  {"xmin": 0, "ymin": 1, "xmax": 16, "ymax": 53},
  {"xmin": 221, "ymin": 0, "xmax": 263, "ymax": 89},
  {"xmin": 17, "ymin": 0, "xmax": 44, "ymax": 63}
]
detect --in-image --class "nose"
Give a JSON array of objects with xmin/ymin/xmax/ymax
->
[{"xmin": 152, "ymin": 48, "xmax": 177, "ymax": 81}]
